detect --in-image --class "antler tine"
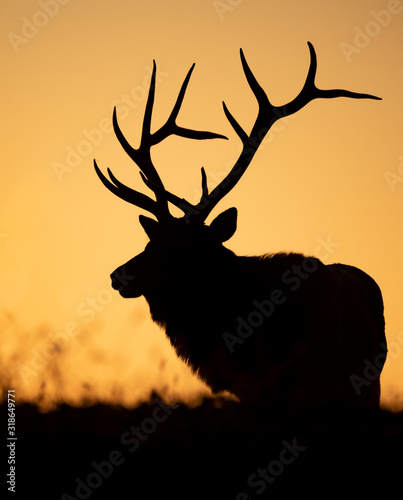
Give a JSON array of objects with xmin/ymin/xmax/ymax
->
[
  {"xmin": 112, "ymin": 60, "xmax": 169, "ymax": 212},
  {"xmin": 200, "ymin": 167, "xmax": 209, "ymax": 198},
  {"xmin": 139, "ymin": 172, "xmax": 195, "ymax": 216},
  {"xmin": 102, "ymin": 59, "xmax": 227, "ymax": 219},
  {"xmin": 139, "ymin": 166, "xmax": 212, "ymax": 221},
  {"xmin": 189, "ymin": 42, "xmax": 381, "ymax": 223},
  {"xmin": 276, "ymin": 42, "xmax": 381, "ymax": 118},
  {"xmin": 93, "ymin": 160, "xmax": 168, "ymax": 221},
  {"xmin": 152, "ymin": 65, "xmax": 228, "ymax": 145}
]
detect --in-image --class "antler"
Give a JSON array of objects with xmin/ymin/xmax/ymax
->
[
  {"xmin": 150, "ymin": 42, "xmax": 381, "ymax": 223},
  {"xmin": 96, "ymin": 43, "xmax": 381, "ymax": 224},
  {"xmin": 194, "ymin": 42, "xmax": 381, "ymax": 221},
  {"xmin": 94, "ymin": 61, "xmax": 227, "ymax": 221}
]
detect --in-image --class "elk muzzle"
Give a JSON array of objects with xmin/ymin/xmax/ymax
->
[{"xmin": 111, "ymin": 262, "xmax": 141, "ymax": 298}]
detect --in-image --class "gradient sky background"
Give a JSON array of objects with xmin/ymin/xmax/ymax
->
[{"xmin": 1, "ymin": 0, "xmax": 403, "ymax": 410}]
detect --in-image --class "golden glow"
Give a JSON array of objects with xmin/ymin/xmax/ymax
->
[{"xmin": 1, "ymin": 0, "xmax": 403, "ymax": 409}]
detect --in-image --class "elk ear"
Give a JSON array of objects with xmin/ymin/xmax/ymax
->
[
  {"xmin": 209, "ymin": 207, "xmax": 238, "ymax": 242},
  {"xmin": 139, "ymin": 215, "xmax": 160, "ymax": 240}
]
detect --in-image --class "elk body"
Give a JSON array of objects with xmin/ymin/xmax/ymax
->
[{"xmin": 95, "ymin": 43, "xmax": 386, "ymax": 413}]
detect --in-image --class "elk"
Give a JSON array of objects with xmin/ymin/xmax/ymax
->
[{"xmin": 94, "ymin": 43, "xmax": 386, "ymax": 414}]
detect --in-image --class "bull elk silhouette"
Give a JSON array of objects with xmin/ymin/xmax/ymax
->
[{"xmin": 94, "ymin": 43, "xmax": 386, "ymax": 413}]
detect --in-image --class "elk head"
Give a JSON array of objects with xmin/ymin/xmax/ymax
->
[{"xmin": 94, "ymin": 43, "xmax": 379, "ymax": 299}]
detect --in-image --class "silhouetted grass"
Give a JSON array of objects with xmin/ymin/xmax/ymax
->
[{"xmin": 1, "ymin": 396, "xmax": 403, "ymax": 499}]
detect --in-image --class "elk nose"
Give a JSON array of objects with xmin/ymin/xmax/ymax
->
[
  {"xmin": 110, "ymin": 267, "xmax": 136, "ymax": 291},
  {"xmin": 110, "ymin": 273, "xmax": 120, "ymax": 291}
]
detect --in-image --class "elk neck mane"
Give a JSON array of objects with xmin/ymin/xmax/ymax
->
[{"xmin": 142, "ymin": 250, "xmax": 321, "ymax": 367}]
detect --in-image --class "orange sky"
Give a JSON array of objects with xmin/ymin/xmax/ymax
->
[{"xmin": 1, "ymin": 0, "xmax": 403, "ymax": 410}]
